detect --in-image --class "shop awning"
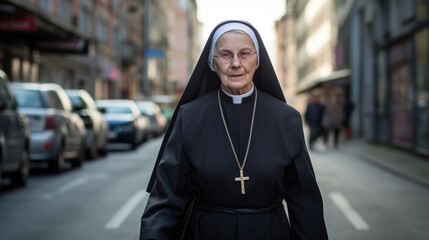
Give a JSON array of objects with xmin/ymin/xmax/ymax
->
[
  {"xmin": 0, "ymin": 0, "xmax": 91, "ymax": 54},
  {"xmin": 296, "ymin": 69, "xmax": 351, "ymax": 94}
]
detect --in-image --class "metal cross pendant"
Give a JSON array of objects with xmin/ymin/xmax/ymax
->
[{"xmin": 235, "ymin": 169, "xmax": 250, "ymax": 194}]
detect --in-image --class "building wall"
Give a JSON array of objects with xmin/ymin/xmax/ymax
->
[
  {"xmin": 336, "ymin": 0, "xmax": 429, "ymax": 155},
  {"xmin": 168, "ymin": 0, "xmax": 190, "ymax": 94},
  {"xmin": 0, "ymin": 0, "xmax": 201, "ymax": 102},
  {"xmin": 295, "ymin": 0, "xmax": 334, "ymax": 90}
]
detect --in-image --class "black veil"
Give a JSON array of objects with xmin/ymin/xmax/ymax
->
[{"xmin": 146, "ymin": 20, "xmax": 286, "ymax": 192}]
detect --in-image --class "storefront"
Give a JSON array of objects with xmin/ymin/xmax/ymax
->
[
  {"xmin": 0, "ymin": 1, "xmax": 91, "ymax": 88},
  {"xmin": 368, "ymin": 0, "xmax": 429, "ymax": 156},
  {"xmin": 414, "ymin": 28, "xmax": 429, "ymax": 155},
  {"xmin": 388, "ymin": 39, "xmax": 414, "ymax": 149}
]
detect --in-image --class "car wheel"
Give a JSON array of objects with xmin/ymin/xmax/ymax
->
[
  {"xmin": 87, "ymin": 142, "xmax": 98, "ymax": 159},
  {"xmin": 131, "ymin": 142, "xmax": 138, "ymax": 150},
  {"xmin": 50, "ymin": 143, "xmax": 65, "ymax": 173},
  {"xmin": 72, "ymin": 143, "xmax": 85, "ymax": 168},
  {"xmin": 0, "ymin": 163, "xmax": 2, "ymax": 193},
  {"xmin": 131, "ymin": 135, "xmax": 139, "ymax": 150},
  {"xmin": 98, "ymin": 140, "xmax": 108, "ymax": 157},
  {"xmin": 11, "ymin": 146, "xmax": 29, "ymax": 186},
  {"xmin": 0, "ymin": 147, "xmax": 3, "ymax": 192}
]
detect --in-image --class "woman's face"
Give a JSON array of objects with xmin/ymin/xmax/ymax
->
[{"xmin": 213, "ymin": 31, "xmax": 258, "ymax": 95}]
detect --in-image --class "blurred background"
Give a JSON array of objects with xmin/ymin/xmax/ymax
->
[{"xmin": 0, "ymin": 0, "xmax": 428, "ymax": 240}]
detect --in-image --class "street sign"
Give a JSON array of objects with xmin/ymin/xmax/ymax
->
[{"xmin": 144, "ymin": 49, "xmax": 165, "ymax": 58}]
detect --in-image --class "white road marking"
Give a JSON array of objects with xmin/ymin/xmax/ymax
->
[
  {"xmin": 105, "ymin": 190, "xmax": 148, "ymax": 229},
  {"xmin": 43, "ymin": 177, "xmax": 88, "ymax": 200},
  {"xmin": 330, "ymin": 192, "xmax": 370, "ymax": 230}
]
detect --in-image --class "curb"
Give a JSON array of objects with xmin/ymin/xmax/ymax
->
[
  {"xmin": 341, "ymin": 140, "xmax": 429, "ymax": 190},
  {"xmin": 354, "ymin": 153, "xmax": 429, "ymax": 190}
]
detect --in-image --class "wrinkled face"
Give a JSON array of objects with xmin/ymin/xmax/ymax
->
[{"xmin": 212, "ymin": 31, "xmax": 258, "ymax": 95}]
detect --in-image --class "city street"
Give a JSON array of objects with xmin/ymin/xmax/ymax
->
[{"xmin": 0, "ymin": 137, "xmax": 428, "ymax": 240}]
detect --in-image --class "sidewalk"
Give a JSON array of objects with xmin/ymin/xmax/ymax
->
[{"xmin": 338, "ymin": 139, "xmax": 429, "ymax": 189}]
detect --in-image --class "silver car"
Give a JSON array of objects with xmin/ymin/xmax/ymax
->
[
  {"xmin": 11, "ymin": 82, "xmax": 86, "ymax": 172},
  {"xmin": 137, "ymin": 100, "xmax": 167, "ymax": 138},
  {"xmin": 66, "ymin": 89, "xmax": 109, "ymax": 159},
  {"xmin": 0, "ymin": 70, "xmax": 30, "ymax": 190}
]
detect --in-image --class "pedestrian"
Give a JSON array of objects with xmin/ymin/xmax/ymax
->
[
  {"xmin": 139, "ymin": 20, "xmax": 328, "ymax": 240},
  {"xmin": 322, "ymin": 95, "xmax": 343, "ymax": 148},
  {"xmin": 342, "ymin": 98, "xmax": 354, "ymax": 139},
  {"xmin": 304, "ymin": 92, "xmax": 325, "ymax": 149}
]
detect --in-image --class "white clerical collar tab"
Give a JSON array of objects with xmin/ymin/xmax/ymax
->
[{"xmin": 222, "ymin": 86, "xmax": 254, "ymax": 104}]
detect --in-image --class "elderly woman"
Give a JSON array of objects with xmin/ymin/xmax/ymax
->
[{"xmin": 140, "ymin": 20, "xmax": 328, "ymax": 240}]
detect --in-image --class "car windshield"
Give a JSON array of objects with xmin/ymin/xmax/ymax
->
[
  {"xmin": 138, "ymin": 102, "xmax": 158, "ymax": 115},
  {"xmin": 13, "ymin": 89, "xmax": 45, "ymax": 108},
  {"xmin": 68, "ymin": 95, "xmax": 84, "ymax": 107}
]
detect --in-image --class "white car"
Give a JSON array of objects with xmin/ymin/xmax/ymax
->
[
  {"xmin": 0, "ymin": 70, "xmax": 30, "ymax": 189},
  {"xmin": 11, "ymin": 82, "xmax": 86, "ymax": 172}
]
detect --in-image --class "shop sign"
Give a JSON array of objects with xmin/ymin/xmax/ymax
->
[
  {"xmin": 0, "ymin": 16, "xmax": 37, "ymax": 32},
  {"xmin": 108, "ymin": 69, "xmax": 120, "ymax": 81},
  {"xmin": 144, "ymin": 49, "xmax": 165, "ymax": 58},
  {"xmin": 35, "ymin": 39, "xmax": 88, "ymax": 54}
]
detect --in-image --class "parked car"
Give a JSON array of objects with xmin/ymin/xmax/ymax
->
[
  {"xmin": 151, "ymin": 94, "xmax": 176, "ymax": 125},
  {"xmin": 96, "ymin": 99, "xmax": 148, "ymax": 150},
  {"xmin": 66, "ymin": 89, "xmax": 108, "ymax": 159},
  {"xmin": 11, "ymin": 82, "xmax": 86, "ymax": 172},
  {"xmin": 0, "ymin": 70, "xmax": 30, "ymax": 190},
  {"xmin": 136, "ymin": 100, "xmax": 167, "ymax": 138}
]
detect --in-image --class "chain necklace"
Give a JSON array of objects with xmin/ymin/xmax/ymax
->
[{"xmin": 217, "ymin": 87, "xmax": 257, "ymax": 194}]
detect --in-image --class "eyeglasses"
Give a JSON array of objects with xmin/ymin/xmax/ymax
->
[{"xmin": 214, "ymin": 51, "xmax": 256, "ymax": 64}]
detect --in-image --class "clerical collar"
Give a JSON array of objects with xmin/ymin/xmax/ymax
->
[{"xmin": 221, "ymin": 85, "xmax": 255, "ymax": 104}]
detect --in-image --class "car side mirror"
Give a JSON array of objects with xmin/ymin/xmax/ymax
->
[{"xmin": 98, "ymin": 107, "xmax": 106, "ymax": 114}]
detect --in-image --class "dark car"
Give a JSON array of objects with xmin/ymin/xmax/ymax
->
[
  {"xmin": 96, "ymin": 99, "xmax": 148, "ymax": 150},
  {"xmin": 11, "ymin": 82, "xmax": 86, "ymax": 172},
  {"xmin": 0, "ymin": 70, "xmax": 30, "ymax": 190},
  {"xmin": 66, "ymin": 89, "xmax": 108, "ymax": 159}
]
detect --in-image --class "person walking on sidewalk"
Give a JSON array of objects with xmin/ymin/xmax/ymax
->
[
  {"xmin": 322, "ymin": 95, "xmax": 344, "ymax": 148},
  {"xmin": 342, "ymin": 98, "xmax": 354, "ymax": 140},
  {"xmin": 139, "ymin": 20, "xmax": 328, "ymax": 240},
  {"xmin": 305, "ymin": 92, "xmax": 326, "ymax": 149}
]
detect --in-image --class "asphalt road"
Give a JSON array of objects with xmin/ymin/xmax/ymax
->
[
  {"xmin": 1, "ymin": 137, "xmax": 428, "ymax": 240},
  {"xmin": 311, "ymin": 144, "xmax": 429, "ymax": 240}
]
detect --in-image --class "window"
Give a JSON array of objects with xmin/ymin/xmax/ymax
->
[
  {"xmin": 79, "ymin": 6, "xmax": 92, "ymax": 34},
  {"xmin": 39, "ymin": 0, "xmax": 52, "ymax": 12},
  {"xmin": 56, "ymin": 0, "xmax": 73, "ymax": 23},
  {"xmin": 47, "ymin": 91, "xmax": 64, "ymax": 110},
  {"xmin": 389, "ymin": 40, "xmax": 413, "ymax": 147},
  {"xmin": 415, "ymin": 29, "xmax": 429, "ymax": 151},
  {"xmin": 13, "ymin": 89, "xmax": 44, "ymax": 108}
]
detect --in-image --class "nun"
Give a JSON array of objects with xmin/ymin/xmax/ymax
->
[{"xmin": 140, "ymin": 20, "xmax": 328, "ymax": 240}]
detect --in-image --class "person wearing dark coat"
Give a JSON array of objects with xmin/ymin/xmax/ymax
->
[
  {"xmin": 304, "ymin": 93, "xmax": 325, "ymax": 149},
  {"xmin": 139, "ymin": 20, "xmax": 328, "ymax": 240}
]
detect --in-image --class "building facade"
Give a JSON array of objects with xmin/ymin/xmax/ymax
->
[
  {"xmin": 0, "ymin": 0, "xmax": 122, "ymax": 99},
  {"xmin": 354, "ymin": 0, "xmax": 429, "ymax": 155},
  {"xmin": 0, "ymin": 0, "xmax": 201, "ymax": 102},
  {"xmin": 279, "ymin": 0, "xmax": 429, "ymax": 156}
]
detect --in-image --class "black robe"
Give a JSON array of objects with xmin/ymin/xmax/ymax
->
[{"xmin": 140, "ymin": 89, "xmax": 328, "ymax": 240}]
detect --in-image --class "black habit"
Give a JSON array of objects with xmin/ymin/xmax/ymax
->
[
  {"xmin": 140, "ymin": 89, "xmax": 328, "ymax": 240},
  {"xmin": 140, "ymin": 20, "xmax": 328, "ymax": 240}
]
